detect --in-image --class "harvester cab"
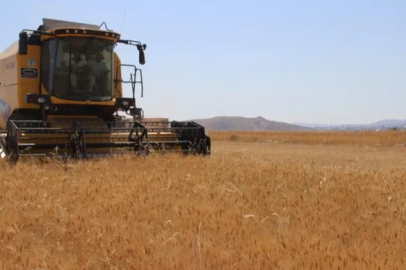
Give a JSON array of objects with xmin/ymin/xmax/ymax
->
[{"xmin": 0, "ymin": 18, "xmax": 211, "ymax": 162}]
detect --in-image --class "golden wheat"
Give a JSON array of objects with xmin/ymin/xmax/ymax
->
[
  {"xmin": 0, "ymin": 133, "xmax": 405, "ymax": 269},
  {"xmin": 209, "ymin": 130, "xmax": 406, "ymax": 147}
]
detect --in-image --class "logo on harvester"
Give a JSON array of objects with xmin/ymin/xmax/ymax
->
[{"xmin": 27, "ymin": 58, "xmax": 36, "ymax": 68}]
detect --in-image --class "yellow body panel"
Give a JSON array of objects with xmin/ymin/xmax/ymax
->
[
  {"xmin": 17, "ymin": 45, "xmax": 41, "ymax": 110},
  {"xmin": 0, "ymin": 45, "xmax": 19, "ymax": 128},
  {"xmin": 0, "ymin": 44, "xmax": 41, "ymax": 128}
]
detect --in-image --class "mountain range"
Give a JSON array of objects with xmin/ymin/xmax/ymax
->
[
  {"xmin": 188, "ymin": 116, "xmax": 406, "ymax": 131},
  {"xmin": 191, "ymin": 116, "xmax": 310, "ymax": 131},
  {"xmin": 295, "ymin": 119, "xmax": 406, "ymax": 130}
]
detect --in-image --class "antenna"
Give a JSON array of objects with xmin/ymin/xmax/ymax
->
[{"xmin": 120, "ymin": 10, "xmax": 127, "ymax": 35}]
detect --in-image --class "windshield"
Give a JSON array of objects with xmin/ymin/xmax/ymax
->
[{"xmin": 41, "ymin": 37, "xmax": 114, "ymax": 101}]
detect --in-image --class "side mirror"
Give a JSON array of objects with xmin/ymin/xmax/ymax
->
[
  {"xmin": 137, "ymin": 44, "xmax": 146, "ymax": 65},
  {"xmin": 19, "ymin": 32, "xmax": 28, "ymax": 55}
]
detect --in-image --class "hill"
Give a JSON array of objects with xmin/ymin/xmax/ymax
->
[
  {"xmin": 369, "ymin": 119, "xmax": 406, "ymax": 127},
  {"xmin": 296, "ymin": 119, "xmax": 406, "ymax": 131},
  {"xmin": 191, "ymin": 116, "xmax": 310, "ymax": 131}
]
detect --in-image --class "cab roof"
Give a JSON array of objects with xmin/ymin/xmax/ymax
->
[{"xmin": 38, "ymin": 18, "xmax": 101, "ymax": 31}]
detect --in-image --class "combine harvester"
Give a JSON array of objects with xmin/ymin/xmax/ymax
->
[{"xmin": 0, "ymin": 18, "xmax": 211, "ymax": 162}]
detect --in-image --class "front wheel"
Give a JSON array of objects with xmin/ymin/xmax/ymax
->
[{"xmin": 198, "ymin": 135, "xmax": 211, "ymax": 156}]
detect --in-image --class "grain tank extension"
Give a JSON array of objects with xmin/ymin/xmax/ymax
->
[{"xmin": 0, "ymin": 18, "xmax": 211, "ymax": 162}]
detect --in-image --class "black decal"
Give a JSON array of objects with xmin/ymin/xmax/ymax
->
[{"xmin": 21, "ymin": 68, "xmax": 38, "ymax": 79}]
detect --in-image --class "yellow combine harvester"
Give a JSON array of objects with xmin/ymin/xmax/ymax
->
[{"xmin": 0, "ymin": 18, "xmax": 211, "ymax": 162}]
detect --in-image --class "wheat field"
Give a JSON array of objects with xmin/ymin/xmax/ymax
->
[
  {"xmin": 1, "ymin": 131, "xmax": 406, "ymax": 269},
  {"xmin": 210, "ymin": 130, "xmax": 406, "ymax": 146}
]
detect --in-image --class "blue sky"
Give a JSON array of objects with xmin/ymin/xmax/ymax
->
[{"xmin": 1, "ymin": 0, "xmax": 405, "ymax": 124}]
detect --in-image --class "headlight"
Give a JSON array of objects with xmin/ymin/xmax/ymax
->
[
  {"xmin": 122, "ymin": 101, "xmax": 129, "ymax": 106},
  {"xmin": 38, "ymin": 98, "xmax": 45, "ymax": 104}
]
